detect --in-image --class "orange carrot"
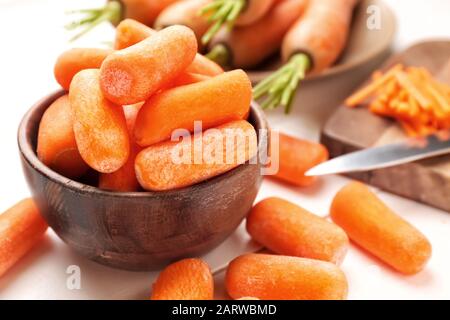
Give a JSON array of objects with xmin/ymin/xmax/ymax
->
[
  {"xmin": 100, "ymin": 25, "xmax": 197, "ymax": 105},
  {"xmin": 135, "ymin": 120, "xmax": 257, "ymax": 191},
  {"xmin": 226, "ymin": 254, "xmax": 348, "ymax": 300},
  {"xmin": 154, "ymin": 0, "xmax": 212, "ymax": 47},
  {"xmin": 37, "ymin": 95, "xmax": 89, "ymax": 179},
  {"xmin": 330, "ymin": 181, "xmax": 432, "ymax": 275},
  {"xmin": 69, "ymin": 69, "xmax": 130, "ymax": 173},
  {"xmin": 151, "ymin": 258, "xmax": 214, "ymax": 300},
  {"xmin": 200, "ymin": 0, "xmax": 279, "ymax": 45},
  {"xmin": 282, "ymin": 0, "xmax": 358, "ymax": 74},
  {"xmin": 207, "ymin": 0, "xmax": 307, "ymax": 69},
  {"xmin": 99, "ymin": 103, "xmax": 143, "ymax": 192},
  {"xmin": 54, "ymin": 48, "xmax": 112, "ymax": 91},
  {"xmin": 270, "ymin": 132, "xmax": 329, "ymax": 187},
  {"xmin": 235, "ymin": 0, "xmax": 278, "ymax": 26},
  {"xmin": 114, "ymin": 19, "xmax": 223, "ymax": 76},
  {"xmin": 247, "ymin": 197, "xmax": 349, "ymax": 264},
  {"xmin": 134, "ymin": 69, "xmax": 251, "ymax": 147},
  {"xmin": 254, "ymin": 0, "xmax": 358, "ymax": 112},
  {"xmin": 0, "ymin": 199, "xmax": 48, "ymax": 277},
  {"xmin": 120, "ymin": 0, "xmax": 180, "ymax": 28}
]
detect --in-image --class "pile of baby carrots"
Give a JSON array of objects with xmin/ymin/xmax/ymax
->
[
  {"xmin": 150, "ymin": 181, "xmax": 432, "ymax": 300},
  {"xmin": 45, "ymin": 19, "xmax": 259, "ymax": 193},
  {"xmin": 346, "ymin": 64, "xmax": 450, "ymax": 137}
]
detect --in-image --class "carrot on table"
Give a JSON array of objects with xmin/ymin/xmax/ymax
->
[
  {"xmin": 330, "ymin": 181, "xmax": 432, "ymax": 275},
  {"xmin": 151, "ymin": 258, "xmax": 214, "ymax": 300},
  {"xmin": 200, "ymin": 0, "xmax": 278, "ymax": 45},
  {"xmin": 0, "ymin": 199, "xmax": 48, "ymax": 278},
  {"xmin": 134, "ymin": 69, "xmax": 251, "ymax": 147},
  {"xmin": 206, "ymin": 0, "xmax": 307, "ymax": 69},
  {"xmin": 270, "ymin": 132, "xmax": 329, "ymax": 187},
  {"xmin": 54, "ymin": 48, "xmax": 112, "ymax": 91},
  {"xmin": 99, "ymin": 103, "xmax": 143, "ymax": 192},
  {"xmin": 69, "ymin": 69, "xmax": 130, "ymax": 173},
  {"xmin": 225, "ymin": 254, "xmax": 348, "ymax": 300},
  {"xmin": 135, "ymin": 120, "xmax": 257, "ymax": 191},
  {"xmin": 100, "ymin": 25, "xmax": 197, "ymax": 105},
  {"xmin": 247, "ymin": 197, "xmax": 349, "ymax": 264},
  {"xmin": 37, "ymin": 95, "xmax": 89, "ymax": 179},
  {"xmin": 114, "ymin": 19, "xmax": 223, "ymax": 76}
]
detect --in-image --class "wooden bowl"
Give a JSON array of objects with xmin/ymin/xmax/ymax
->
[
  {"xmin": 247, "ymin": 0, "xmax": 397, "ymax": 83},
  {"xmin": 18, "ymin": 90, "xmax": 268, "ymax": 271}
]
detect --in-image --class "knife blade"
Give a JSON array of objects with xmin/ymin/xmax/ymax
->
[{"xmin": 305, "ymin": 134, "xmax": 450, "ymax": 176}]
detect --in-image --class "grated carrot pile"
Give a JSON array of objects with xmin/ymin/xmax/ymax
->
[{"xmin": 346, "ymin": 64, "xmax": 450, "ymax": 137}]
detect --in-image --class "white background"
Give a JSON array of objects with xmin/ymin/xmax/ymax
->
[{"xmin": 0, "ymin": 0, "xmax": 449, "ymax": 299}]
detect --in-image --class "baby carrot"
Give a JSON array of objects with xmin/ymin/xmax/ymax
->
[
  {"xmin": 100, "ymin": 25, "xmax": 198, "ymax": 105},
  {"xmin": 330, "ymin": 181, "xmax": 432, "ymax": 275},
  {"xmin": 37, "ymin": 95, "xmax": 89, "ymax": 179},
  {"xmin": 135, "ymin": 120, "xmax": 257, "ymax": 191},
  {"xmin": 226, "ymin": 254, "xmax": 348, "ymax": 300},
  {"xmin": 0, "ymin": 199, "xmax": 48, "ymax": 278},
  {"xmin": 151, "ymin": 258, "xmax": 214, "ymax": 300},
  {"xmin": 247, "ymin": 197, "xmax": 349, "ymax": 264},
  {"xmin": 98, "ymin": 103, "xmax": 143, "ymax": 192},
  {"xmin": 134, "ymin": 69, "xmax": 251, "ymax": 147},
  {"xmin": 114, "ymin": 19, "xmax": 223, "ymax": 76},
  {"xmin": 54, "ymin": 48, "xmax": 112, "ymax": 91},
  {"xmin": 69, "ymin": 69, "xmax": 130, "ymax": 173},
  {"xmin": 271, "ymin": 132, "xmax": 329, "ymax": 187}
]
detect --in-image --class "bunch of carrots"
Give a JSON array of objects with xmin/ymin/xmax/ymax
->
[
  {"xmin": 346, "ymin": 64, "xmax": 450, "ymax": 137},
  {"xmin": 68, "ymin": 0, "xmax": 360, "ymax": 112},
  {"xmin": 149, "ymin": 181, "xmax": 431, "ymax": 300}
]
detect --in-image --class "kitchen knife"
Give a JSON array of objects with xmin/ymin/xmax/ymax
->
[{"xmin": 305, "ymin": 133, "xmax": 450, "ymax": 176}]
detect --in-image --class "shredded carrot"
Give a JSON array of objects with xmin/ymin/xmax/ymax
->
[{"xmin": 346, "ymin": 64, "xmax": 450, "ymax": 137}]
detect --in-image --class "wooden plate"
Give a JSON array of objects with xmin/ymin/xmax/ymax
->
[{"xmin": 247, "ymin": 0, "xmax": 396, "ymax": 84}]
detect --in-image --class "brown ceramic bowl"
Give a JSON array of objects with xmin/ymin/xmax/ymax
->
[{"xmin": 18, "ymin": 90, "xmax": 268, "ymax": 271}]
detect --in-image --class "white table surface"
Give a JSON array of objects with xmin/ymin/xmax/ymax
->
[{"xmin": 0, "ymin": 0, "xmax": 449, "ymax": 300}]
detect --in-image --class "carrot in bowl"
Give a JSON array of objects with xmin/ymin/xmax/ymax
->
[
  {"xmin": 135, "ymin": 120, "xmax": 257, "ymax": 191},
  {"xmin": 200, "ymin": 0, "xmax": 278, "ymax": 45},
  {"xmin": 206, "ymin": 0, "xmax": 307, "ymax": 69},
  {"xmin": 37, "ymin": 95, "xmax": 89, "ymax": 179},
  {"xmin": 330, "ymin": 181, "xmax": 432, "ymax": 275},
  {"xmin": 270, "ymin": 132, "xmax": 329, "ymax": 187},
  {"xmin": 151, "ymin": 258, "xmax": 214, "ymax": 300},
  {"xmin": 99, "ymin": 103, "xmax": 143, "ymax": 192},
  {"xmin": 134, "ymin": 69, "xmax": 251, "ymax": 147},
  {"xmin": 54, "ymin": 48, "xmax": 112, "ymax": 91},
  {"xmin": 254, "ymin": 0, "xmax": 358, "ymax": 112},
  {"xmin": 100, "ymin": 25, "xmax": 198, "ymax": 105},
  {"xmin": 247, "ymin": 197, "xmax": 349, "ymax": 264},
  {"xmin": 226, "ymin": 254, "xmax": 348, "ymax": 300},
  {"xmin": 114, "ymin": 19, "xmax": 224, "ymax": 76},
  {"xmin": 69, "ymin": 69, "xmax": 130, "ymax": 173},
  {"xmin": 0, "ymin": 199, "xmax": 48, "ymax": 278}
]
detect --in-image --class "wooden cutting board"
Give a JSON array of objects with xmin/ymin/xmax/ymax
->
[{"xmin": 321, "ymin": 40, "xmax": 450, "ymax": 212}]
